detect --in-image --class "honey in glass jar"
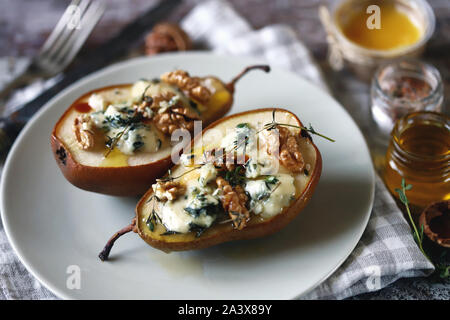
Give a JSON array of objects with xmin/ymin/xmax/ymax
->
[{"xmin": 384, "ymin": 111, "xmax": 450, "ymax": 209}]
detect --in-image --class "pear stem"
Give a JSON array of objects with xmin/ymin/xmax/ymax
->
[
  {"xmin": 99, "ymin": 218, "xmax": 136, "ymax": 261},
  {"xmin": 226, "ymin": 65, "xmax": 271, "ymax": 93}
]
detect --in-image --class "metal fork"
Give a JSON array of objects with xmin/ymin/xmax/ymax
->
[{"xmin": 0, "ymin": 0, "xmax": 105, "ymax": 109}]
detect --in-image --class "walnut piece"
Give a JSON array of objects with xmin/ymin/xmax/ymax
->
[
  {"xmin": 133, "ymin": 91, "xmax": 176, "ymax": 118},
  {"xmin": 203, "ymin": 148, "xmax": 235, "ymax": 171},
  {"xmin": 145, "ymin": 23, "xmax": 192, "ymax": 56},
  {"xmin": 133, "ymin": 99, "xmax": 154, "ymax": 119},
  {"xmin": 153, "ymin": 106, "xmax": 200, "ymax": 135},
  {"xmin": 73, "ymin": 115, "xmax": 95, "ymax": 150},
  {"xmin": 161, "ymin": 70, "xmax": 212, "ymax": 103},
  {"xmin": 267, "ymin": 126, "xmax": 305, "ymax": 173},
  {"xmin": 202, "ymin": 148, "xmax": 248, "ymax": 172},
  {"xmin": 216, "ymin": 177, "xmax": 249, "ymax": 230},
  {"xmin": 152, "ymin": 180, "xmax": 186, "ymax": 202}
]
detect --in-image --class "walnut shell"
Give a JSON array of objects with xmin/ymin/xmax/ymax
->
[
  {"xmin": 145, "ymin": 23, "xmax": 192, "ymax": 55},
  {"xmin": 419, "ymin": 200, "xmax": 450, "ymax": 248}
]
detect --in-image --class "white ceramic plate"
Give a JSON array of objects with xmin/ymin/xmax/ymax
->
[{"xmin": 1, "ymin": 52, "xmax": 374, "ymax": 299}]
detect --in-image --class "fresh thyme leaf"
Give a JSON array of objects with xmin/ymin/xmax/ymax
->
[
  {"xmin": 236, "ymin": 123, "xmax": 250, "ymax": 129},
  {"xmin": 264, "ymin": 175, "xmax": 278, "ymax": 185},
  {"xmin": 147, "ymin": 219, "xmax": 154, "ymax": 232},
  {"xmin": 189, "ymin": 223, "xmax": 207, "ymax": 238},
  {"xmin": 160, "ymin": 230, "xmax": 180, "ymax": 236},
  {"xmin": 264, "ymin": 176, "xmax": 279, "ymax": 189},
  {"xmin": 141, "ymin": 84, "xmax": 152, "ymax": 102},
  {"xmin": 224, "ymin": 166, "xmax": 246, "ymax": 186},
  {"xmin": 438, "ymin": 264, "xmax": 450, "ymax": 279}
]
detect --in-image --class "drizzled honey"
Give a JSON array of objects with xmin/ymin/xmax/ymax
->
[
  {"xmin": 100, "ymin": 147, "xmax": 128, "ymax": 167},
  {"xmin": 384, "ymin": 112, "xmax": 450, "ymax": 208}
]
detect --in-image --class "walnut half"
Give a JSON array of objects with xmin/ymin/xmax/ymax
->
[
  {"xmin": 152, "ymin": 180, "xmax": 186, "ymax": 202},
  {"xmin": 161, "ymin": 70, "xmax": 211, "ymax": 103},
  {"xmin": 73, "ymin": 115, "xmax": 95, "ymax": 150},
  {"xmin": 153, "ymin": 106, "xmax": 200, "ymax": 135},
  {"xmin": 216, "ymin": 176, "xmax": 249, "ymax": 230},
  {"xmin": 267, "ymin": 126, "xmax": 305, "ymax": 173}
]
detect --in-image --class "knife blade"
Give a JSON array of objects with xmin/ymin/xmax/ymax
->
[{"xmin": 0, "ymin": 0, "xmax": 181, "ymax": 156}]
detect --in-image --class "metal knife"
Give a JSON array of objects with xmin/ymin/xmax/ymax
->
[{"xmin": 0, "ymin": 0, "xmax": 181, "ymax": 157}]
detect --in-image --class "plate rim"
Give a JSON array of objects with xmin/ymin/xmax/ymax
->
[{"xmin": 0, "ymin": 51, "xmax": 375, "ymax": 300}]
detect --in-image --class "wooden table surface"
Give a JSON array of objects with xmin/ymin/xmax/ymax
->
[{"xmin": 1, "ymin": 0, "xmax": 449, "ymax": 299}]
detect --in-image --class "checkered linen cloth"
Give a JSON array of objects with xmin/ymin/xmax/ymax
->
[
  {"xmin": 0, "ymin": 0, "xmax": 434, "ymax": 300},
  {"xmin": 181, "ymin": 0, "xmax": 434, "ymax": 300}
]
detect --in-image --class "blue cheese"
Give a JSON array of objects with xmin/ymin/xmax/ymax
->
[
  {"xmin": 198, "ymin": 163, "xmax": 218, "ymax": 186},
  {"xmin": 119, "ymin": 126, "xmax": 160, "ymax": 155},
  {"xmin": 158, "ymin": 180, "xmax": 220, "ymax": 233},
  {"xmin": 90, "ymin": 105, "xmax": 161, "ymax": 155},
  {"xmin": 88, "ymin": 93, "xmax": 106, "ymax": 112},
  {"xmin": 103, "ymin": 105, "xmax": 123, "ymax": 119},
  {"xmin": 89, "ymin": 111, "xmax": 105, "ymax": 127},
  {"xmin": 131, "ymin": 80, "xmax": 151, "ymax": 102},
  {"xmin": 221, "ymin": 123, "xmax": 257, "ymax": 153},
  {"xmin": 245, "ymin": 156, "xmax": 278, "ymax": 178},
  {"xmin": 245, "ymin": 174, "xmax": 296, "ymax": 219}
]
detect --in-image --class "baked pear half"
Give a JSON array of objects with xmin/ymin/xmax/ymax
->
[
  {"xmin": 99, "ymin": 108, "xmax": 328, "ymax": 260},
  {"xmin": 51, "ymin": 65, "xmax": 270, "ymax": 196}
]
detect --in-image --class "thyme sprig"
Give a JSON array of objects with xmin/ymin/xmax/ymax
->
[
  {"xmin": 157, "ymin": 166, "xmax": 203, "ymax": 182},
  {"xmin": 264, "ymin": 110, "xmax": 335, "ymax": 142},
  {"xmin": 160, "ymin": 109, "xmax": 334, "ymax": 182},
  {"xmin": 145, "ymin": 194, "xmax": 162, "ymax": 231},
  {"xmin": 103, "ymin": 111, "xmax": 143, "ymax": 158},
  {"xmin": 395, "ymin": 179, "xmax": 429, "ymax": 261},
  {"xmin": 395, "ymin": 179, "xmax": 450, "ymax": 279}
]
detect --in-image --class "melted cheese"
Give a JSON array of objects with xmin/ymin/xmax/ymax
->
[
  {"xmin": 88, "ymin": 93, "xmax": 106, "ymax": 112},
  {"xmin": 245, "ymin": 156, "xmax": 278, "ymax": 178},
  {"xmin": 245, "ymin": 174, "xmax": 296, "ymax": 219},
  {"xmin": 220, "ymin": 123, "xmax": 257, "ymax": 153},
  {"xmin": 158, "ymin": 179, "xmax": 219, "ymax": 233},
  {"xmin": 90, "ymin": 105, "xmax": 161, "ymax": 156},
  {"xmin": 131, "ymin": 80, "xmax": 151, "ymax": 102},
  {"xmin": 198, "ymin": 163, "xmax": 218, "ymax": 186}
]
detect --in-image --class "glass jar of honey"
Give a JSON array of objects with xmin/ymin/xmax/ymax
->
[{"xmin": 384, "ymin": 111, "xmax": 450, "ymax": 209}]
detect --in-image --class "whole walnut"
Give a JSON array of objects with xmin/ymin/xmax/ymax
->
[{"xmin": 145, "ymin": 23, "xmax": 192, "ymax": 55}]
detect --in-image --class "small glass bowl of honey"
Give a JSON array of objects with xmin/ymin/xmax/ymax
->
[
  {"xmin": 320, "ymin": 0, "xmax": 435, "ymax": 80},
  {"xmin": 384, "ymin": 111, "xmax": 450, "ymax": 209}
]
